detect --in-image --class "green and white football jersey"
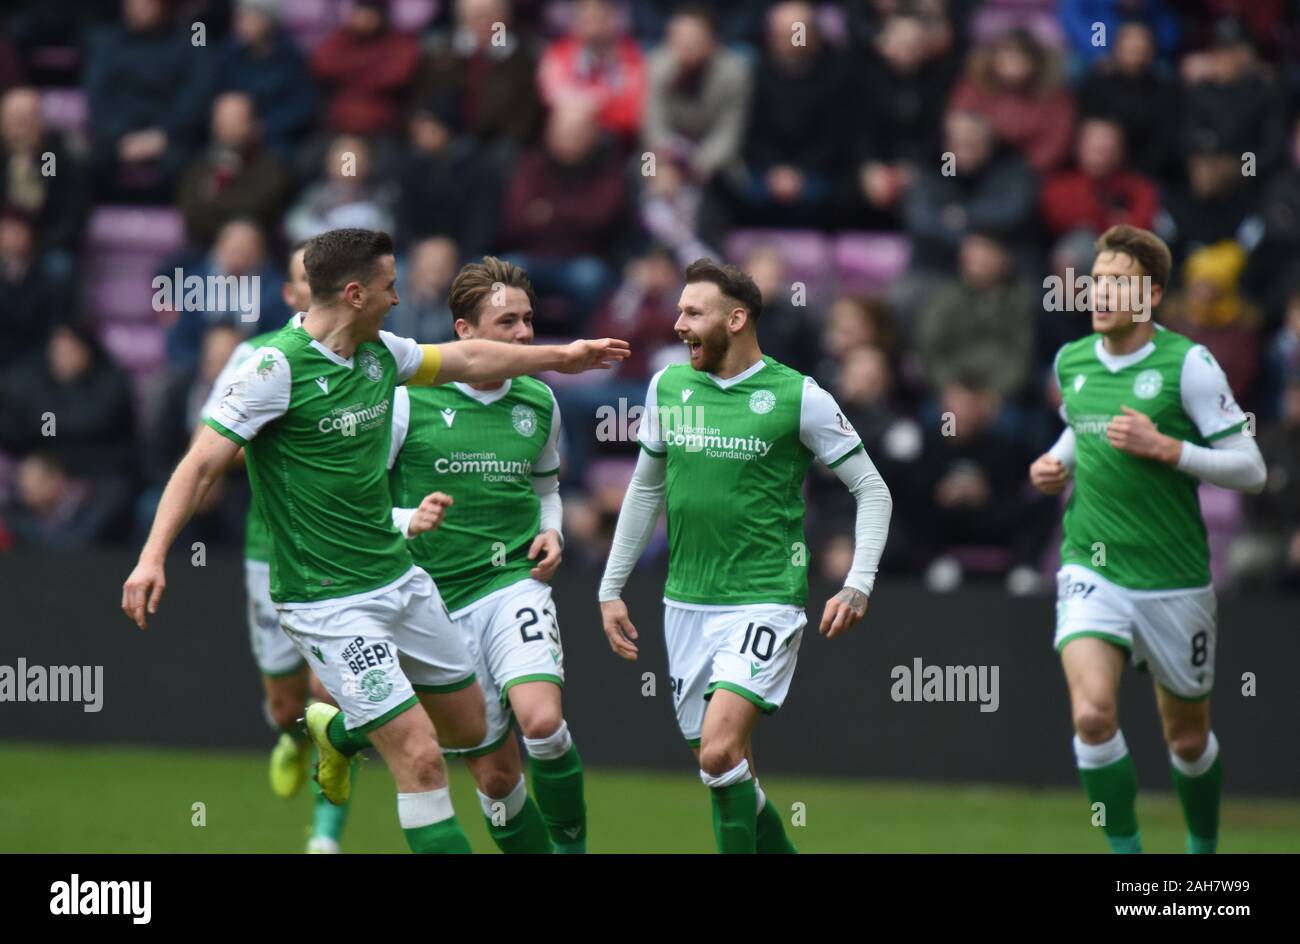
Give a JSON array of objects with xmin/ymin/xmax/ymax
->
[
  {"xmin": 387, "ymin": 378, "xmax": 561, "ymax": 612},
  {"xmin": 638, "ymin": 356, "xmax": 863, "ymax": 607},
  {"xmin": 1054, "ymin": 325, "xmax": 1249, "ymax": 591},
  {"xmin": 200, "ymin": 315, "xmax": 303, "ymax": 564},
  {"xmin": 205, "ymin": 323, "xmax": 427, "ymax": 605}
]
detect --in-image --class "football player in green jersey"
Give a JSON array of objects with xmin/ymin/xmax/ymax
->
[
  {"xmin": 1029, "ymin": 225, "xmax": 1266, "ymax": 854},
  {"xmin": 598, "ymin": 259, "xmax": 894, "ymax": 853},
  {"xmin": 124, "ymin": 229, "xmax": 629, "ymax": 853},
  {"xmin": 388, "ymin": 257, "xmax": 586, "ymax": 854}
]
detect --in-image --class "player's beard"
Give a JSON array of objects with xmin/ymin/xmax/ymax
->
[{"xmin": 687, "ymin": 324, "xmax": 729, "ymax": 374}]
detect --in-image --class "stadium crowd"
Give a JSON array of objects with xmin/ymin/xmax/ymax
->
[{"xmin": 0, "ymin": 0, "xmax": 1298, "ymax": 594}]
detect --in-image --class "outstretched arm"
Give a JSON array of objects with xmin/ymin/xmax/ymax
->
[{"xmin": 408, "ymin": 338, "xmax": 630, "ymax": 386}]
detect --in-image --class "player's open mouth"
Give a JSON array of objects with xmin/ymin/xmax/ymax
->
[{"xmin": 684, "ymin": 339, "xmax": 702, "ymax": 358}]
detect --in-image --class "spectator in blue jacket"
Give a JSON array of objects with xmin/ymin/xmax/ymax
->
[
  {"xmin": 84, "ymin": 0, "xmax": 215, "ymax": 201},
  {"xmin": 1059, "ymin": 0, "xmax": 1181, "ymax": 70},
  {"xmin": 215, "ymin": 0, "xmax": 317, "ymax": 162}
]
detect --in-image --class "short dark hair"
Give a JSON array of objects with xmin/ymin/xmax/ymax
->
[
  {"xmin": 1094, "ymin": 224, "xmax": 1172, "ymax": 290},
  {"xmin": 303, "ymin": 228, "xmax": 394, "ymax": 299},
  {"xmin": 448, "ymin": 256, "xmax": 538, "ymax": 327},
  {"xmin": 684, "ymin": 257, "xmax": 762, "ymax": 322}
]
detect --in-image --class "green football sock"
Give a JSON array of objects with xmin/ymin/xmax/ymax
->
[
  {"xmin": 1172, "ymin": 738, "xmax": 1221, "ymax": 854},
  {"xmin": 327, "ymin": 712, "xmax": 372, "ymax": 756},
  {"xmin": 484, "ymin": 795, "xmax": 553, "ymax": 854},
  {"xmin": 755, "ymin": 794, "xmax": 797, "ymax": 854},
  {"xmin": 710, "ymin": 779, "xmax": 757, "ymax": 853},
  {"xmin": 527, "ymin": 744, "xmax": 587, "ymax": 853},
  {"xmin": 402, "ymin": 816, "xmax": 472, "ymax": 854},
  {"xmin": 311, "ymin": 752, "xmax": 356, "ymax": 841},
  {"xmin": 1077, "ymin": 736, "xmax": 1141, "ymax": 854}
]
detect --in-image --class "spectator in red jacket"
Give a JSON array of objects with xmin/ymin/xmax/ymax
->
[
  {"xmin": 498, "ymin": 105, "xmax": 630, "ymax": 332},
  {"xmin": 1040, "ymin": 117, "xmax": 1159, "ymax": 239},
  {"xmin": 537, "ymin": 0, "xmax": 646, "ymax": 143},
  {"xmin": 948, "ymin": 27, "xmax": 1075, "ymax": 174},
  {"xmin": 310, "ymin": 0, "xmax": 421, "ymax": 136}
]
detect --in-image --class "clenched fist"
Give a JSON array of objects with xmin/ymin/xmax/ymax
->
[
  {"xmin": 1029, "ymin": 454, "xmax": 1071, "ymax": 495},
  {"xmin": 406, "ymin": 492, "xmax": 454, "ymax": 537}
]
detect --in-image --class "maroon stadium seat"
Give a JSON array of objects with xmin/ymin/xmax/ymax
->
[
  {"xmin": 725, "ymin": 229, "xmax": 834, "ymax": 295},
  {"xmin": 834, "ymin": 232, "xmax": 912, "ymax": 294},
  {"xmin": 39, "ymin": 88, "xmax": 88, "ymax": 138}
]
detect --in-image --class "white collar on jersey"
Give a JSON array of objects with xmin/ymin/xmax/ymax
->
[
  {"xmin": 453, "ymin": 379, "xmax": 512, "ymax": 405},
  {"xmin": 308, "ymin": 339, "xmax": 353, "ymax": 368},
  {"xmin": 707, "ymin": 357, "xmax": 766, "ymax": 389},
  {"xmin": 1093, "ymin": 337, "xmax": 1155, "ymax": 373},
  {"xmin": 295, "ymin": 313, "xmax": 364, "ymax": 368}
]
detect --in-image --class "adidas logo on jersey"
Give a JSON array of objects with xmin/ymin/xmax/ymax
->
[{"xmin": 441, "ymin": 408, "xmax": 456, "ymax": 427}]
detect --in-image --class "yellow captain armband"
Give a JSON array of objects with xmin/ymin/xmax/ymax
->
[{"xmin": 409, "ymin": 344, "xmax": 443, "ymax": 386}]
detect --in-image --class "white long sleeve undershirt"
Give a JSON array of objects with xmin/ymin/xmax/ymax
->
[
  {"xmin": 1042, "ymin": 426, "xmax": 1265, "ymax": 493},
  {"xmin": 833, "ymin": 448, "xmax": 893, "ymax": 597},
  {"xmin": 1047, "ymin": 427, "xmax": 1077, "ymax": 468},
  {"xmin": 1176, "ymin": 433, "xmax": 1266, "ymax": 493},
  {"xmin": 596, "ymin": 447, "xmax": 893, "ymax": 602},
  {"xmin": 533, "ymin": 473, "xmax": 565, "ymax": 543},
  {"xmin": 597, "ymin": 451, "xmax": 666, "ymax": 602}
]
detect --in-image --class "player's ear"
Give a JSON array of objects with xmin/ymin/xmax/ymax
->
[{"xmin": 343, "ymin": 280, "xmax": 364, "ymax": 309}]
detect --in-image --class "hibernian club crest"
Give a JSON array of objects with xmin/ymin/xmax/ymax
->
[
  {"xmin": 359, "ymin": 668, "xmax": 392, "ymax": 703},
  {"xmin": 511, "ymin": 404, "xmax": 537, "ymax": 436},
  {"xmin": 748, "ymin": 389, "xmax": 776, "ymax": 414},
  {"xmin": 358, "ymin": 349, "xmax": 383, "ymax": 382},
  {"xmin": 1133, "ymin": 369, "xmax": 1163, "ymax": 400}
]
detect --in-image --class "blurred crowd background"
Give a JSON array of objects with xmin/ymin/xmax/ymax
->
[{"xmin": 0, "ymin": 0, "xmax": 1298, "ymax": 595}]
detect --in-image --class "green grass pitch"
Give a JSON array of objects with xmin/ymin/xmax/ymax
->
[{"xmin": 3, "ymin": 742, "xmax": 1297, "ymax": 853}]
